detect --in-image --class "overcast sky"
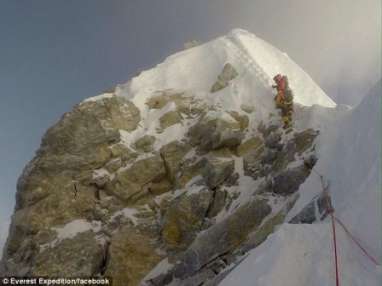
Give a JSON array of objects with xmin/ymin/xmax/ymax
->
[{"xmin": 0, "ymin": 0, "xmax": 380, "ymax": 254}]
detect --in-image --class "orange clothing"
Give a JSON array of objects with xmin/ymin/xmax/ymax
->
[{"xmin": 273, "ymin": 74, "xmax": 287, "ymax": 101}]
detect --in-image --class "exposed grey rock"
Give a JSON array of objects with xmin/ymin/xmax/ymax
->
[
  {"xmin": 290, "ymin": 201, "xmax": 317, "ymax": 224},
  {"xmin": 160, "ymin": 141, "xmax": 191, "ymax": 185},
  {"xmin": 224, "ymin": 172, "xmax": 240, "ymax": 187},
  {"xmin": 290, "ymin": 190, "xmax": 331, "ymax": 224},
  {"xmin": 16, "ymin": 97, "xmax": 141, "ymax": 211},
  {"xmin": 271, "ymin": 165, "xmax": 311, "ymax": 195},
  {"xmin": 188, "ymin": 116, "xmax": 244, "ymax": 152},
  {"xmin": 105, "ymin": 225, "xmax": 164, "ymax": 286},
  {"xmin": 228, "ymin": 111, "xmax": 249, "ymax": 131},
  {"xmin": 134, "ymin": 135, "xmax": 156, "ymax": 153},
  {"xmin": 207, "ymin": 189, "xmax": 228, "ymax": 218},
  {"xmin": 155, "ymin": 199, "xmax": 271, "ymax": 283},
  {"xmin": 41, "ymin": 96, "xmax": 140, "ymax": 157},
  {"xmin": 2, "ymin": 78, "xmax": 322, "ymax": 286},
  {"xmin": 109, "ymin": 154, "xmax": 168, "ymax": 202},
  {"xmin": 202, "ymin": 157, "xmax": 235, "ymax": 189},
  {"xmin": 104, "ymin": 158, "xmax": 123, "ymax": 173},
  {"xmin": 162, "ymin": 188, "xmax": 212, "ymax": 251},
  {"xmin": 0, "ymin": 260, "xmax": 5, "ymax": 276},
  {"xmin": 177, "ymin": 268, "xmax": 216, "ymax": 286},
  {"xmin": 240, "ymin": 104, "xmax": 255, "ymax": 114},
  {"xmin": 159, "ymin": 111, "xmax": 183, "ymax": 131},
  {"xmin": 109, "ymin": 143, "xmax": 135, "ymax": 159},
  {"xmin": 243, "ymin": 147, "xmax": 264, "ymax": 179},
  {"xmin": 32, "ymin": 231, "xmax": 104, "ymax": 277},
  {"xmin": 91, "ymin": 169, "xmax": 111, "ymax": 189},
  {"xmin": 264, "ymin": 131, "xmax": 283, "ymax": 150},
  {"xmin": 261, "ymin": 149, "xmax": 278, "ymax": 165},
  {"xmin": 210, "ymin": 63, "xmax": 239, "ymax": 93},
  {"xmin": 145, "ymin": 90, "xmax": 206, "ymax": 117},
  {"xmin": 237, "ymin": 137, "xmax": 264, "ymax": 156},
  {"xmin": 257, "ymin": 123, "xmax": 279, "ymax": 138},
  {"xmin": 292, "ymin": 129, "xmax": 319, "ymax": 155}
]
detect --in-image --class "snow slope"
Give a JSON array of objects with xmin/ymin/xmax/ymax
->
[
  {"xmin": 220, "ymin": 223, "xmax": 380, "ymax": 286},
  {"xmin": 222, "ymin": 81, "xmax": 381, "ymax": 286}
]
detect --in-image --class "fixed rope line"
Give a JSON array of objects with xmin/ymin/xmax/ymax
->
[
  {"xmin": 334, "ymin": 216, "xmax": 380, "ymax": 266},
  {"xmin": 330, "ymin": 211, "xmax": 340, "ymax": 286},
  {"xmin": 321, "ymin": 180, "xmax": 340, "ymax": 286},
  {"xmin": 310, "ymin": 166, "xmax": 340, "ymax": 286},
  {"xmin": 306, "ymin": 165, "xmax": 380, "ymax": 284},
  {"xmin": 310, "ymin": 166, "xmax": 380, "ymax": 265}
]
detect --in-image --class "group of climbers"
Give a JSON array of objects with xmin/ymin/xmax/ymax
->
[{"xmin": 272, "ymin": 74, "xmax": 294, "ymax": 129}]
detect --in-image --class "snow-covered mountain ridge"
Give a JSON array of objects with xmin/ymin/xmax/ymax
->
[
  {"xmin": 1, "ymin": 29, "xmax": 379, "ymax": 286},
  {"xmin": 120, "ymin": 29, "xmax": 335, "ymax": 109}
]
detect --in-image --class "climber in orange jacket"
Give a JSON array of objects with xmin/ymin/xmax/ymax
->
[
  {"xmin": 272, "ymin": 74, "xmax": 287, "ymax": 104},
  {"xmin": 272, "ymin": 74, "xmax": 294, "ymax": 129}
]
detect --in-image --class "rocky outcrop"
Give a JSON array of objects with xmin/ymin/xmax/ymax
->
[
  {"xmin": 148, "ymin": 198, "xmax": 272, "ymax": 285},
  {"xmin": 108, "ymin": 154, "xmax": 168, "ymax": 202},
  {"xmin": 1, "ymin": 89, "xmax": 320, "ymax": 286},
  {"xmin": 159, "ymin": 141, "xmax": 191, "ymax": 185},
  {"xmin": 202, "ymin": 156, "xmax": 235, "ymax": 189},
  {"xmin": 145, "ymin": 90, "xmax": 206, "ymax": 118},
  {"xmin": 159, "ymin": 111, "xmax": 183, "ymax": 131},
  {"xmin": 106, "ymin": 225, "xmax": 163, "ymax": 286},
  {"xmin": 210, "ymin": 63, "xmax": 239, "ymax": 93},
  {"xmin": 290, "ymin": 192, "xmax": 329, "ymax": 224},
  {"xmin": 271, "ymin": 165, "xmax": 312, "ymax": 195},
  {"xmin": 162, "ymin": 188, "xmax": 212, "ymax": 251},
  {"xmin": 188, "ymin": 114, "xmax": 245, "ymax": 152},
  {"xmin": 33, "ymin": 231, "xmax": 104, "ymax": 277},
  {"xmin": 134, "ymin": 135, "xmax": 156, "ymax": 153},
  {"xmin": 2, "ymin": 96, "xmax": 142, "ymax": 276}
]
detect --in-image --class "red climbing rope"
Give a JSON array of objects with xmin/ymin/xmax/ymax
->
[
  {"xmin": 334, "ymin": 216, "xmax": 380, "ymax": 266},
  {"xmin": 330, "ymin": 212, "xmax": 340, "ymax": 286},
  {"xmin": 306, "ymin": 167, "xmax": 380, "ymax": 285},
  {"xmin": 315, "ymin": 173, "xmax": 340, "ymax": 286}
]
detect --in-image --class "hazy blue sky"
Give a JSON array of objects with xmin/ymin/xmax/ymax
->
[{"xmin": 0, "ymin": 0, "xmax": 380, "ymax": 253}]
